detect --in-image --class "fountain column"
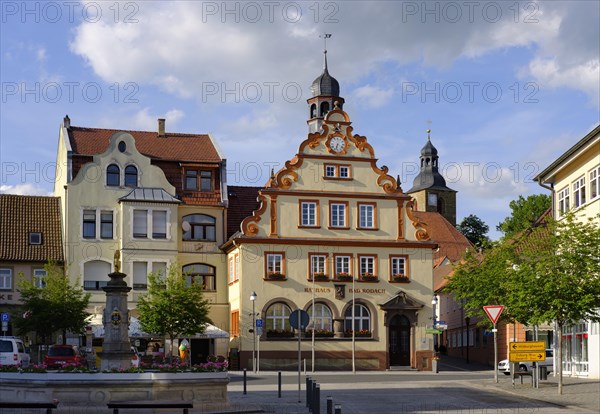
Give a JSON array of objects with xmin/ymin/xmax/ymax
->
[{"xmin": 98, "ymin": 251, "xmax": 132, "ymax": 371}]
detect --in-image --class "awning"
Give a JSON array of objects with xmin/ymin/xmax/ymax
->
[
  {"xmin": 87, "ymin": 316, "xmax": 228, "ymax": 339},
  {"xmin": 87, "ymin": 315, "xmax": 153, "ymax": 338}
]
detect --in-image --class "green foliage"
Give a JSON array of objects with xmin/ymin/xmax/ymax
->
[
  {"xmin": 137, "ymin": 264, "xmax": 211, "ymax": 354},
  {"xmin": 509, "ymin": 213, "xmax": 600, "ymax": 327},
  {"xmin": 14, "ymin": 262, "xmax": 91, "ymax": 344},
  {"xmin": 497, "ymin": 194, "xmax": 551, "ymax": 238},
  {"xmin": 446, "ymin": 213, "xmax": 600, "ymax": 330},
  {"xmin": 456, "ymin": 214, "xmax": 490, "ymax": 248}
]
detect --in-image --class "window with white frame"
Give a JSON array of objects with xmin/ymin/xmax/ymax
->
[
  {"xmin": 100, "ymin": 211, "xmax": 113, "ymax": 239},
  {"xmin": 330, "ymin": 203, "xmax": 347, "ymax": 227},
  {"xmin": 358, "ymin": 203, "xmax": 375, "ymax": 228},
  {"xmin": 310, "ymin": 254, "xmax": 327, "ymax": 277},
  {"xmin": 83, "ymin": 210, "xmax": 113, "ymax": 240},
  {"xmin": 308, "ymin": 303, "xmax": 333, "ymax": 331},
  {"xmin": 390, "ymin": 256, "xmax": 407, "ymax": 278},
  {"xmin": 83, "ymin": 210, "xmax": 96, "ymax": 239},
  {"xmin": 344, "ymin": 304, "xmax": 371, "ymax": 333},
  {"xmin": 325, "ymin": 165, "xmax": 336, "ymax": 177},
  {"xmin": 265, "ymin": 253, "xmax": 284, "ymax": 276},
  {"xmin": 300, "ymin": 201, "xmax": 318, "ymax": 226},
  {"xmin": 83, "ymin": 260, "xmax": 110, "ymax": 291},
  {"xmin": 228, "ymin": 256, "xmax": 235, "ymax": 283},
  {"xmin": 335, "ymin": 255, "xmax": 351, "ymax": 277},
  {"xmin": 152, "ymin": 210, "xmax": 167, "ymax": 239},
  {"xmin": 133, "ymin": 262, "xmax": 149, "ymax": 290},
  {"xmin": 359, "ymin": 256, "xmax": 376, "ymax": 277},
  {"xmin": 573, "ymin": 176, "xmax": 586, "ymax": 208},
  {"xmin": 590, "ymin": 167, "xmax": 599, "ymax": 200},
  {"xmin": 33, "ymin": 269, "xmax": 47, "ymax": 288},
  {"xmin": 558, "ymin": 187, "xmax": 570, "ymax": 216},
  {"xmin": 324, "ymin": 164, "xmax": 351, "ymax": 179},
  {"xmin": 0, "ymin": 268, "xmax": 12, "ymax": 290},
  {"xmin": 29, "ymin": 232, "xmax": 42, "ymax": 245},
  {"xmin": 182, "ymin": 214, "xmax": 216, "ymax": 241},
  {"xmin": 133, "ymin": 209, "xmax": 169, "ymax": 239},
  {"xmin": 265, "ymin": 302, "xmax": 292, "ymax": 331}
]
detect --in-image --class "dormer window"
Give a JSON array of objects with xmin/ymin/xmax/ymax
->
[
  {"xmin": 185, "ymin": 169, "xmax": 213, "ymax": 191},
  {"xmin": 107, "ymin": 164, "xmax": 120, "ymax": 186},
  {"xmin": 29, "ymin": 232, "xmax": 42, "ymax": 245},
  {"xmin": 124, "ymin": 165, "xmax": 138, "ymax": 187}
]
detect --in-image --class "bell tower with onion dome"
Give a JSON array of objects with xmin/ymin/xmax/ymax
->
[
  {"xmin": 406, "ymin": 130, "xmax": 457, "ymax": 226},
  {"xmin": 307, "ymin": 34, "xmax": 345, "ymax": 133}
]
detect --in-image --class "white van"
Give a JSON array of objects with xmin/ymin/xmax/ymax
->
[{"xmin": 0, "ymin": 337, "xmax": 31, "ymax": 368}]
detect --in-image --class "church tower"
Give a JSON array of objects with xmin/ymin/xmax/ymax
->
[
  {"xmin": 406, "ymin": 130, "xmax": 457, "ymax": 226},
  {"xmin": 307, "ymin": 44, "xmax": 345, "ymax": 133}
]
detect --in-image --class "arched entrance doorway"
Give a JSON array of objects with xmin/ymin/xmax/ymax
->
[{"xmin": 389, "ymin": 315, "xmax": 411, "ymax": 366}]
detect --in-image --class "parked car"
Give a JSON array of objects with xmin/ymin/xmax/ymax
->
[
  {"xmin": 0, "ymin": 337, "xmax": 30, "ymax": 368},
  {"xmin": 44, "ymin": 345, "xmax": 85, "ymax": 369},
  {"xmin": 498, "ymin": 349, "xmax": 553, "ymax": 375}
]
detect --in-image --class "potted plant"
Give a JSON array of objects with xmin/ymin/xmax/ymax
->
[
  {"xmin": 311, "ymin": 329, "xmax": 335, "ymax": 338},
  {"xmin": 360, "ymin": 273, "xmax": 377, "ymax": 281},
  {"xmin": 266, "ymin": 272, "xmax": 286, "ymax": 280},
  {"xmin": 431, "ymin": 354, "xmax": 440, "ymax": 373},
  {"xmin": 312, "ymin": 272, "xmax": 329, "ymax": 281},
  {"xmin": 392, "ymin": 274, "xmax": 410, "ymax": 283},
  {"xmin": 335, "ymin": 272, "xmax": 353, "ymax": 281},
  {"xmin": 266, "ymin": 329, "xmax": 294, "ymax": 338},
  {"xmin": 345, "ymin": 329, "xmax": 371, "ymax": 338}
]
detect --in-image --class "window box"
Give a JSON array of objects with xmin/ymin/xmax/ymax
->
[
  {"xmin": 360, "ymin": 273, "xmax": 378, "ymax": 282},
  {"xmin": 344, "ymin": 330, "xmax": 371, "ymax": 338},
  {"xmin": 311, "ymin": 273, "xmax": 329, "ymax": 281},
  {"xmin": 391, "ymin": 275, "xmax": 410, "ymax": 283},
  {"xmin": 310, "ymin": 330, "xmax": 335, "ymax": 338},
  {"xmin": 266, "ymin": 329, "xmax": 294, "ymax": 338},
  {"xmin": 265, "ymin": 273, "xmax": 286, "ymax": 281},
  {"xmin": 335, "ymin": 273, "xmax": 353, "ymax": 281}
]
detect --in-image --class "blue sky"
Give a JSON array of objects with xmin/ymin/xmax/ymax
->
[{"xmin": 1, "ymin": 1, "xmax": 599, "ymax": 239}]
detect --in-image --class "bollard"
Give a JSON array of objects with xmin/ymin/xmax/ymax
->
[
  {"xmin": 306, "ymin": 378, "xmax": 312, "ymax": 410},
  {"xmin": 334, "ymin": 404, "xmax": 342, "ymax": 414},
  {"xmin": 243, "ymin": 369, "xmax": 247, "ymax": 395},
  {"xmin": 311, "ymin": 381, "xmax": 317, "ymax": 413},
  {"xmin": 314, "ymin": 384, "xmax": 321, "ymax": 414},
  {"xmin": 327, "ymin": 396, "xmax": 333, "ymax": 414},
  {"xmin": 278, "ymin": 371, "xmax": 282, "ymax": 398}
]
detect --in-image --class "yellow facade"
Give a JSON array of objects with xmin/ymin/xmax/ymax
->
[{"xmin": 226, "ymin": 108, "xmax": 437, "ymax": 370}]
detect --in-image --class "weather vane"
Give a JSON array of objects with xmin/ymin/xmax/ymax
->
[{"xmin": 319, "ymin": 33, "xmax": 332, "ymax": 53}]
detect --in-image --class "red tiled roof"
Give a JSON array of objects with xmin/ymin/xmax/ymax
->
[
  {"xmin": 414, "ymin": 211, "xmax": 472, "ymax": 264},
  {"xmin": 0, "ymin": 195, "xmax": 64, "ymax": 262},
  {"xmin": 227, "ymin": 186, "xmax": 262, "ymax": 239},
  {"xmin": 68, "ymin": 126, "xmax": 222, "ymax": 162}
]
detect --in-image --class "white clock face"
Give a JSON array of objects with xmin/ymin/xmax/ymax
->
[{"xmin": 329, "ymin": 136, "xmax": 345, "ymax": 153}]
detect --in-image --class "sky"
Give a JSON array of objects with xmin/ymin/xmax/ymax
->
[{"xmin": 1, "ymin": 1, "xmax": 599, "ymax": 239}]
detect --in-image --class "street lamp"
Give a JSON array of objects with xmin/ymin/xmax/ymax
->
[
  {"xmin": 432, "ymin": 294, "xmax": 438, "ymax": 352},
  {"xmin": 250, "ymin": 291, "xmax": 257, "ymax": 373}
]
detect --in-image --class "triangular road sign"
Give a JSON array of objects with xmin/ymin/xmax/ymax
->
[{"xmin": 483, "ymin": 305, "xmax": 505, "ymax": 324}]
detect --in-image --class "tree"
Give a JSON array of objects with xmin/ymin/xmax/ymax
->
[
  {"xmin": 15, "ymin": 262, "xmax": 91, "ymax": 345},
  {"xmin": 137, "ymin": 264, "xmax": 211, "ymax": 361},
  {"xmin": 497, "ymin": 194, "xmax": 551, "ymax": 238},
  {"xmin": 508, "ymin": 213, "xmax": 600, "ymax": 394},
  {"xmin": 456, "ymin": 214, "xmax": 490, "ymax": 248}
]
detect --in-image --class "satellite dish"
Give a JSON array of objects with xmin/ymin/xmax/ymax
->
[{"xmin": 182, "ymin": 221, "xmax": 191, "ymax": 232}]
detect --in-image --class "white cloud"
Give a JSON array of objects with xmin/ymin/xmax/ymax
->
[
  {"xmin": 0, "ymin": 184, "xmax": 52, "ymax": 196},
  {"xmin": 352, "ymin": 85, "xmax": 394, "ymax": 109},
  {"xmin": 36, "ymin": 48, "xmax": 46, "ymax": 62}
]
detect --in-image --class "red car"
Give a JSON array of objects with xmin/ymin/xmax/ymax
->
[{"xmin": 44, "ymin": 345, "xmax": 85, "ymax": 369}]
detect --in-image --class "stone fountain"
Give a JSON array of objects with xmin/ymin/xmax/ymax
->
[{"xmin": 98, "ymin": 250, "xmax": 132, "ymax": 370}]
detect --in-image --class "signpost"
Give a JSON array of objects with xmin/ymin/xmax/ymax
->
[
  {"xmin": 289, "ymin": 309, "xmax": 310, "ymax": 404},
  {"xmin": 1, "ymin": 313, "xmax": 9, "ymax": 335},
  {"xmin": 509, "ymin": 352, "xmax": 545, "ymax": 362},
  {"xmin": 483, "ymin": 305, "xmax": 504, "ymax": 383},
  {"xmin": 509, "ymin": 341, "xmax": 544, "ymax": 352}
]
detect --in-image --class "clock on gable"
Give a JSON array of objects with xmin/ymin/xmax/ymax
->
[{"xmin": 328, "ymin": 136, "xmax": 346, "ymax": 153}]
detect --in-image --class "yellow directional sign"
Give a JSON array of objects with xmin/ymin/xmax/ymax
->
[
  {"xmin": 509, "ymin": 341, "xmax": 545, "ymax": 352},
  {"xmin": 509, "ymin": 352, "xmax": 545, "ymax": 362}
]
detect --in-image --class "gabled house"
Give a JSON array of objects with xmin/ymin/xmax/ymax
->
[{"xmin": 0, "ymin": 194, "xmax": 64, "ymax": 336}]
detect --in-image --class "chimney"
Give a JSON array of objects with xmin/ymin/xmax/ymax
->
[
  {"xmin": 158, "ymin": 118, "xmax": 166, "ymax": 137},
  {"xmin": 63, "ymin": 115, "xmax": 71, "ymax": 128}
]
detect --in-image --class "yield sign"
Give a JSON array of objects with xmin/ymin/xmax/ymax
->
[{"xmin": 483, "ymin": 305, "xmax": 504, "ymax": 324}]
